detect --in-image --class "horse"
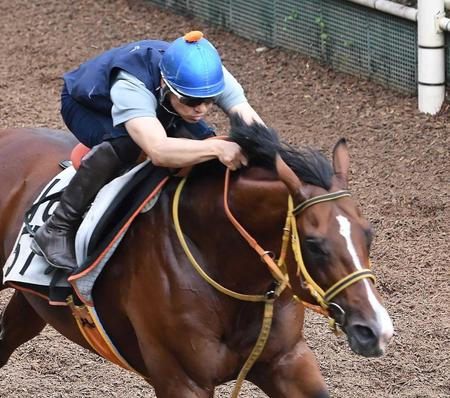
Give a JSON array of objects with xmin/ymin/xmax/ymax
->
[{"xmin": 0, "ymin": 122, "xmax": 393, "ymax": 397}]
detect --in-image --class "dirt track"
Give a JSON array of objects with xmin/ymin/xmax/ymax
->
[{"xmin": 0, "ymin": 0, "xmax": 449, "ymax": 397}]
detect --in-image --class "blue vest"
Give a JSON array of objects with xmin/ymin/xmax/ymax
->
[{"xmin": 64, "ymin": 40, "xmax": 170, "ymax": 114}]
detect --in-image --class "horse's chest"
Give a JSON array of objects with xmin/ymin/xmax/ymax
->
[{"xmin": 170, "ymin": 327, "xmax": 239, "ymax": 380}]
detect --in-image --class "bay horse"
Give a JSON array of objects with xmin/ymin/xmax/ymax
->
[{"xmin": 0, "ymin": 123, "xmax": 393, "ymax": 397}]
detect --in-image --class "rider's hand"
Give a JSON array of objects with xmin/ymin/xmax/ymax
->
[{"xmin": 213, "ymin": 140, "xmax": 248, "ymax": 171}]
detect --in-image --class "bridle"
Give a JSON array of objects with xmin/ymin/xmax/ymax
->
[
  {"xmin": 172, "ymin": 168, "xmax": 376, "ymax": 397},
  {"xmin": 287, "ymin": 191, "xmax": 376, "ymax": 330}
]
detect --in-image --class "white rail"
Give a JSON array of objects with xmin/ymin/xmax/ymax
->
[
  {"xmin": 347, "ymin": 0, "xmax": 450, "ymax": 33},
  {"xmin": 346, "ymin": 0, "xmax": 417, "ymax": 21},
  {"xmin": 346, "ymin": 0, "xmax": 448, "ymax": 114}
]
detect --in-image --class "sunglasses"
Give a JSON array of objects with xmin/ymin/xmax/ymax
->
[
  {"xmin": 163, "ymin": 77, "xmax": 215, "ymax": 108},
  {"xmin": 179, "ymin": 96, "xmax": 215, "ymax": 107}
]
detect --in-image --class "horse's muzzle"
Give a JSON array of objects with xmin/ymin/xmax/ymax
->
[{"xmin": 345, "ymin": 317, "xmax": 394, "ymax": 357}]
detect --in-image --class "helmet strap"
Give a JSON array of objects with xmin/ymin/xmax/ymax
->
[{"xmin": 159, "ymin": 86, "xmax": 180, "ymax": 117}]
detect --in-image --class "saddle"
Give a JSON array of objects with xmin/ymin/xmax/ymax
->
[{"xmin": 3, "ymin": 144, "xmax": 171, "ymax": 305}]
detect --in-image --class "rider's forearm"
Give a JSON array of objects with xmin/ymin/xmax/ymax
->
[
  {"xmin": 125, "ymin": 117, "xmax": 220, "ymax": 168},
  {"xmin": 145, "ymin": 136, "xmax": 220, "ymax": 168}
]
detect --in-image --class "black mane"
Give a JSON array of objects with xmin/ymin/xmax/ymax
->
[{"xmin": 229, "ymin": 115, "xmax": 333, "ymax": 190}]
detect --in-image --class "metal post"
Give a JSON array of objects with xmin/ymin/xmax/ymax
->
[{"xmin": 418, "ymin": 0, "xmax": 446, "ymax": 115}]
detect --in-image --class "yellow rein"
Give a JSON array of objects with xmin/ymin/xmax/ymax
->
[
  {"xmin": 173, "ymin": 175, "xmax": 285, "ymax": 398},
  {"xmin": 172, "ymin": 171, "xmax": 376, "ymax": 397},
  {"xmin": 172, "ymin": 176, "xmax": 287, "ymax": 302}
]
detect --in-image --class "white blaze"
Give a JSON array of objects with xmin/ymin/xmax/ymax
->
[{"xmin": 336, "ymin": 215, "xmax": 394, "ymax": 350}]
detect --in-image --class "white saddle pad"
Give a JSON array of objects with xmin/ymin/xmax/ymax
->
[{"xmin": 3, "ymin": 160, "xmax": 158, "ymax": 300}]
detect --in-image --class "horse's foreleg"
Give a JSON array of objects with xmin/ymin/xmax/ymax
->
[
  {"xmin": 0, "ymin": 291, "xmax": 46, "ymax": 367},
  {"xmin": 248, "ymin": 340, "xmax": 329, "ymax": 398}
]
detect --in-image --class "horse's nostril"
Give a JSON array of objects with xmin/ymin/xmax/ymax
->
[
  {"xmin": 353, "ymin": 324, "xmax": 376, "ymax": 344},
  {"xmin": 347, "ymin": 323, "xmax": 385, "ymax": 357}
]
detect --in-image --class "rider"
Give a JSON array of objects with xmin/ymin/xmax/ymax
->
[{"xmin": 31, "ymin": 31, "xmax": 265, "ymax": 273}]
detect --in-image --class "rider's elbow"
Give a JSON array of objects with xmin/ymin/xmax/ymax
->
[{"xmin": 147, "ymin": 144, "xmax": 168, "ymax": 167}]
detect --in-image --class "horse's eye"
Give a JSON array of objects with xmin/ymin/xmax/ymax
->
[{"xmin": 304, "ymin": 237, "xmax": 329, "ymax": 257}]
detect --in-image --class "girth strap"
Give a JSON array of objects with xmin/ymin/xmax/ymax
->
[{"xmin": 67, "ymin": 296, "xmax": 138, "ymax": 374}]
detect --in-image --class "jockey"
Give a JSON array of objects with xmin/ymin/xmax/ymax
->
[{"xmin": 31, "ymin": 31, "xmax": 264, "ymax": 273}]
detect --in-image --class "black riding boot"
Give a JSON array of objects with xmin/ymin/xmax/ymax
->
[{"xmin": 31, "ymin": 141, "xmax": 127, "ymax": 272}]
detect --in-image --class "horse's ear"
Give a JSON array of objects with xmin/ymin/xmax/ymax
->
[
  {"xmin": 275, "ymin": 155, "xmax": 308, "ymax": 202},
  {"xmin": 332, "ymin": 138, "xmax": 350, "ymax": 189}
]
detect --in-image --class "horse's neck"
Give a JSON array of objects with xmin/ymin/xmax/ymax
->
[
  {"xmin": 180, "ymin": 168, "xmax": 289, "ymax": 295},
  {"xmin": 104, "ymin": 169, "xmax": 291, "ymax": 348}
]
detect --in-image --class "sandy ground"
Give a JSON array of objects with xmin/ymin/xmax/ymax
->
[{"xmin": 0, "ymin": 0, "xmax": 449, "ymax": 397}]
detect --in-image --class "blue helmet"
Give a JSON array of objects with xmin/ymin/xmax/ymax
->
[{"xmin": 160, "ymin": 31, "xmax": 225, "ymax": 98}]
